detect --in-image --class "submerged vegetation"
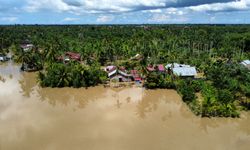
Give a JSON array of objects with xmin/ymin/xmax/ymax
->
[
  {"xmin": 1, "ymin": 24, "xmax": 250, "ymax": 117},
  {"xmin": 38, "ymin": 61, "xmax": 107, "ymax": 88}
]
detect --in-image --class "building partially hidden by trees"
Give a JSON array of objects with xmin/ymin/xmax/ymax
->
[
  {"xmin": 241, "ymin": 60, "xmax": 250, "ymax": 70},
  {"xmin": 20, "ymin": 44, "xmax": 34, "ymax": 52},
  {"xmin": 57, "ymin": 52, "xmax": 81, "ymax": 63},
  {"xmin": 0, "ymin": 53, "xmax": 9, "ymax": 62},
  {"xmin": 105, "ymin": 66, "xmax": 143, "ymax": 83},
  {"xmin": 105, "ymin": 66, "xmax": 132, "ymax": 82}
]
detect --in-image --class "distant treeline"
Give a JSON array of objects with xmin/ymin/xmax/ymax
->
[{"xmin": 1, "ymin": 25, "xmax": 250, "ymax": 65}]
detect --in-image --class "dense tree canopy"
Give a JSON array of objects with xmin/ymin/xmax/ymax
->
[{"xmin": 1, "ymin": 24, "xmax": 250, "ymax": 117}]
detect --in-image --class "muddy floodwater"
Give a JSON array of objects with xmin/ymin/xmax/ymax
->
[{"xmin": 1, "ymin": 62, "xmax": 250, "ymax": 150}]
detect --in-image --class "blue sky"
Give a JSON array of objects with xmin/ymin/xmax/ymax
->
[{"xmin": 0, "ymin": 0, "xmax": 250, "ymax": 24}]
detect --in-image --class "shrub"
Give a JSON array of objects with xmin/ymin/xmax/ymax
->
[
  {"xmin": 191, "ymin": 80, "xmax": 203, "ymax": 92},
  {"xmin": 38, "ymin": 62, "xmax": 107, "ymax": 88},
  {"xmin": 176, "ymin": 79, "xmax": 196, "ymax": 103},
  {"xmin": 218, "ymin": 89, "xmax": 234, "ymax": 104}
]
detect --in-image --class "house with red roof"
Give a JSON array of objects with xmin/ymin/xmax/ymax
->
[
  {"xmin": 105, "ymin": 66, "xmax": 132, "ymax": 82},
  {"xmin": 57, "ymin": 52, "xmax": 81, "ymax": 63},
  {"xmin": 157, "ymin": 64, "xmax": 165, "ymax": 72},
  {"xmin": 147, "ymin": 65, "xmax": 155, "ymax": 72},
  {"xmin": 130, "ymin": 70, "xmax": 142, "ymax": 83},
  {"xmin": 65, "ymin": 52, "xmax": 81, "ymax": 61},
  {"xmin": 147, "ymin": 64, "xmax": 165, "ymax": 73}
]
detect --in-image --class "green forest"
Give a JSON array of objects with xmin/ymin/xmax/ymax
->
[{"xmin": 1, "ymin": 24, "xmax": 250, "ymax": 117}]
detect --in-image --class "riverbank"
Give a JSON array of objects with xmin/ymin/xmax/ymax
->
[
  {"xmin": 1, "ymin": 62, "xmax": 249, "ymax": 118},
  {"xmin": 1, "ymin": 63, "xmax": 250, "ymax": 150}
]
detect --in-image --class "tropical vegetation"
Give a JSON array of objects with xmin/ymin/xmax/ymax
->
[{"xmin": 1, "ymin": 24, "xmax": 250, "ymax": 117}]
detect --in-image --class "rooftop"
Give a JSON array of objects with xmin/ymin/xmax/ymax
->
[
  {"xmin": 20, "ymin": 44, "xmax": 34, "ymax": 49},
  {"xmin": 241, "ymin": 60, "xmax": 250, "ymax": 66},
  {"xmin": 147, "ymin": 66, "xmax": 155, "ymax": 72},
  {"xmin": 65, "ymin": 52, "xmax": 81, "ymax": 60},
  {"xmin": 106, "ymin": 66, "xmax": 116, "ymax": 72},
  {"xmin": 158, "ymin": 64, "xmax": 165, "ymax": 71},
  {"xmin": 130, "ymin": 70, "xmax": 138, "ymax": 74},
  {"xmin": 165, "ymin": 63, "xmax": 190, "ymax": 69},
  {"xmin": 173, "ymin": 67, "xmax": 197, "ymax": 77}
]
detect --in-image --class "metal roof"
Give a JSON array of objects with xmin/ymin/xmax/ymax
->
[
  {"xmin": 241, "ymin": 60, "xmax": 250, "ymax": 66},
  {"xmin": 165, "ymin": 63, "xmax": 190, "ymax": 69},
  {"xmin": 173, "ymin": 67, "xmax": 197, "ymax": 77},
  {"xmin": 118, "ymin": 70, "xmax": 131, "ymax": 77},
  {"xmin": 106, "ymin": 66, "xmax": 116, "ymax": 72},
  {"xmin": 108, "ymin": 69, "xmax": 117, "ymax": 77},
  {"xmin": 108, "ymin": 69, "xmax": 131, "ymax": 77}
]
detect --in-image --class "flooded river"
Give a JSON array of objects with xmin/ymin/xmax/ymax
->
[{"xmin": 1, "ymin": 62, "xmax": 250, "ymax": 150}]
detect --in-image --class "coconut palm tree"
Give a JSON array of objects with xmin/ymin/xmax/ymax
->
[{"xmin": 16, "ymin": 50, "xmax": 32, "ymax": 71}]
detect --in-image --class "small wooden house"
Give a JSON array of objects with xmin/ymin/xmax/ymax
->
[
  {"xmin": 106, "ymin": 66, "xmax": 132, "ymax": 82},
  {"xmin": 65, "ymin": 52, "xmax": 81, "ymax": 61},
  {"xmin": 20, "ymin": 44, "xmax": 34, "ymax": 52},
  {"xmin": 57, "ymin": 52, "xmax": 81, "ymax": 62},
  {"xmin": 0, "ymin": 54, "xmax": 8, "ymax": 62}
]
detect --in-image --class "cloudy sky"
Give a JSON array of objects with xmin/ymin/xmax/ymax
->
[{"xmin": 0, "ymin": 0, "xmax": 250, "ymax": 24}]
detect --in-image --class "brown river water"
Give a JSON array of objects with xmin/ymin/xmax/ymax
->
[{"xmin": 0, "ymin": 62, "xmax": 250, "ymax": 150}]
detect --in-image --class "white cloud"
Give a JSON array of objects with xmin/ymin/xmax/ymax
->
[
  {"xmin": 96, "ymin": 15, "xmax": 114, "ymax": 23},
  {"xmin": 1, "ymin": 17, "xmax": 18, "ymax": 22},
  {"xmin": 23, "ymin": 0, "xmax": 243, "ymax": 15},
  {"xmin": 81, "ymin": 0, "xmax": 166, "ymax": 13},
  {"xmin": 148, "ymin": 14, "xmax": 170, "ymax": 22},
  {"xmin": 24, "ymin": 0, "xmax": 78, "ymax": 13},
  {"xmin": 142, "ymin": 9, "xmax": 162, "ymax": 13},
  {"xmin": 164, "ymin": 8, "xmax": 186, "ymax": 15},
  {"xmin": 189, "ymin": 0, "xmax": 250, "ymax": 12},
  {"xmin": 148, "ymin": 12, "xmax": 189, "ymax": 23},
  {"xmin": 62, "ymin": 17, "xmax": 80, "ymax": 21}
]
